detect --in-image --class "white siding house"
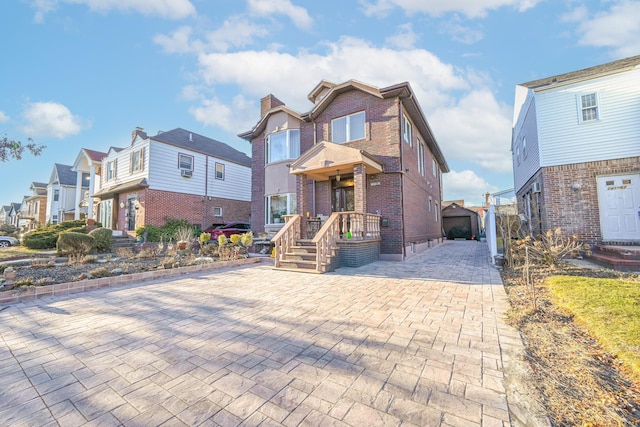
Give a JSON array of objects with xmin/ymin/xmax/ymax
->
[
  {"xmin": 93, "ymin": 127, "xmax": 251, "ymax": 234},
  {"xmin": 512, "ymin": 55, "xmax": 640, "ymax": 245},
  {"xmin": 46, "ymin": 164, "xmax": 89, "ymax": 224}
]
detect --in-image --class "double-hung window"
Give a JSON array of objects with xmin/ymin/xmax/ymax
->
[
  {"xmin": 107, "ymin": 160, "xmax": 116, "ymax": 180},
  {"xmin": 266, "ymin": 129, "xmax": 300, "ymax": 163},
  {"xmin": 179, "ymin": 153, "xmax": 194, "ymax": 171},
  {"xmin": 403, "ymin": 114, "xmax": 412, "ymax": 146},
  {"xmin": 53, "ymin": 189, "xmax": 59, "ymax": 202},
  {"xmin": 331, "ymin": 111, "xmax": 365, "ymax": 143},
  {"xmin": 215, "ymin": 163, "xmax": 225, "ymax": 180},
  {"xmin": 578, "ymin": 92, "xmax": 599, "ymax": 123},
  {"xmin": 432, "ymin": 158, "xmax": 438, "ymax": 177},
  {"xmin": 131, "ymin": 149, "xmax": 144, "ymax": 173}
]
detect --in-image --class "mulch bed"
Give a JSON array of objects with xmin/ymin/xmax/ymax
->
[{"xmin": 501, "ymin": 263, "xmax": 640, "ymax": 426}]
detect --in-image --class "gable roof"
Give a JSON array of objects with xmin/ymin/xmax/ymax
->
[
  {"xmin": 1, "ymin": 205, "xmax": 11, "ymax": 214},
  {"xmin": 289, "ymin": 141, "xmax": 383, "ymax": 181},
  {"xmin": 31, "ymin": 182, "xmax": 47, "ymax": 189},
  {"xmin": 520, "ymin": 55, "xmax": 640, "ymax": 90},
  {"xmin": 442, "ymin": 202, "xmax": 479, "ymax": 216},
  {"xmin": 51, "ymin": 163, "xmax": 90, "ymax": 187},
  {"xmin": 151, "ymin": 128, "xmax": 251, "ymax": 167}
]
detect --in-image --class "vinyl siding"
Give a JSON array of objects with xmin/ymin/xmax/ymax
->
[
  {"xmin": 99, "ymin": 140, "xmax": 150, "ymax": 189},
  {"xmin": 535, "ymin": 69, "xmax": 640, "ymax": 167},
  {"xmin": 512, "ymin": 95, "xmax": 542, "ymax": 192}
]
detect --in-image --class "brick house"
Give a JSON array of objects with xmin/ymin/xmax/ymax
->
[
  {"xmin": 240, "ymin": 80, "xmax": 448, "ymax": 271},
  {"xmin": 92, "ymin": 127, "xmax": 251, "ymax": 235},
  {"xmin": 512, "ymin": 55, "xmax": 640, "ymax": 246}
]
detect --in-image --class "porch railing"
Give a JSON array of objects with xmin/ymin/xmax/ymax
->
[{"xmin": 271, "ymin": 214, "xmax": 301, "ymax": 268}]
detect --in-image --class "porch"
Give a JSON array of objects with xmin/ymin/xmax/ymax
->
[{"xmin": 271, "ymin": 212, "xmax": 381, "ymax": 273}]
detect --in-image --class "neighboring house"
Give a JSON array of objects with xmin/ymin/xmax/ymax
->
[
  {"xmin": 72, "ymin": 148, "xmax": 108, "ymax": 221},
  {"xmin": 92, "ymin": 127, "xmax": 251, "ymax": 234},
  {"xmin": 512, "ymin": 55, "xmax": 640, "ymax": 245},
  {"xmin": 8, "ymin": 202, "xmax": 25, "ymax": 229},
  {"xmin": 46, "ymin": 164, "xmax": 89, "ymax": 224},
  {"xmin": 442, "ymin": 202, "xmax": 480, "ymax": 240},
  {"xmin": 19, "ymin": 182, "xmax": 48, "ymax": 231},
  {"xmin": 240, "ymin": 79, "xmax": 448, "ymax": 270},
  {"xmin": 0, "ymin": 205, "xmax": 11, "ymax": 225}
]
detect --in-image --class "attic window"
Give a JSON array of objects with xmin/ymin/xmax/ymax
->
[{"xmin": 578, "ymin": 92, "xmax": 599, "ymax": 123}]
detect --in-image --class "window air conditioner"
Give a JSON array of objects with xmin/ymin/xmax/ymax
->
[
  {"xmin": 181, "ymin": 169, "xmax": 193, "ymax": 178},
  {"xmin": 531, "ymin": 182, "xmax": 541, "ymax": 193}
]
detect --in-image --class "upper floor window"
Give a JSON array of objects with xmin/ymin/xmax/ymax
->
[
  {"xmin": 130, "ymin": 149, "xmax": 144, "ymax": 173},
  {"xmin": 522, "ymin": 137, "xmax": 527, "ymax": 159},
  {"xmin": 403, "ymin": 114, "xmax": 412, "ymax": 146},
  {"xmin": 179, "ymin": 153, "xmax": 194, "ymax": 171},
  {"xmin": 215, "ymin": 162, "xmax": 225, "ymax": 180},
  {"xmin": 516, "ymin": 146, "xmax": 520, "ymax": 164},
  {"xmin": 579, "ymin": 92, "xmax": 599, "ymax": 123},
  {"xmin": 417, "ymin": 140, "xmax": 425, "ymax": 176},
  {"xmin": 106, "ymin": 160, "xmax": 117, "ymax": 180},
  {"xmin": 331, "ymin": 111, "xmax": 365, "ymax": 143},
  {"xmin": 266, "ymin": 129, "xmax": 300, "ymax": 164},
  {"xmin": 432, "ymin": 158, "xmax": 438, "ymax": 177},
  {"xmin": 53, "ymin": 189, "xmax": 59, "ymax": 202}
]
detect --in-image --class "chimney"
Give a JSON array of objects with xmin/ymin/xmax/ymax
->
[
  {"xmin": 132, "ymin": 127, "xmax": 147, "ymax": 142},
  {"xmin": 484, "ymin": 192, "xmax": 491, "ymax": 207},
  {"xmin": 260, "ymin": 94, "xmax": 285, "ymax": 117}
]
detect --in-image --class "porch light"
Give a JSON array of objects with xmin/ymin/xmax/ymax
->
[{"xmin": 336, "ymin": 170, "xmax": 340, "ymax": 182}]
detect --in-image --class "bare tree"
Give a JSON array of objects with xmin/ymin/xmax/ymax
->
[{"xmin": 0, "ymin": 134, "xmax": 46, "ymax": 161}]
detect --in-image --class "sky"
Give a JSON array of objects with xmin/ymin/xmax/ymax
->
[{"xmin": 1, "ymin": 0, "xmax": 639, "ymax": 208}]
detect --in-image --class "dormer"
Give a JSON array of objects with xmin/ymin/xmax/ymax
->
[{"xmin": 308, "ymin": 80, "xmax": 337, "ymax": 104}]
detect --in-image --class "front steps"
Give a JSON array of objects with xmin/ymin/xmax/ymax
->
[
  {"xmin": 276, "ymin": 239, "xmax": 335, "ymax": 273},
  {"xmin": 586, "ymin": 245, "xmax": 640, "ymax": 272}
]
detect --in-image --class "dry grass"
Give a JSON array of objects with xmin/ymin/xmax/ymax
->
[
  {"xmin": 0, "ymin": 246, "xmax": 42, "ymax": 260},
  {"xmin": 502, "ymin": 263, "xmax": 640, "ymax": 426}
]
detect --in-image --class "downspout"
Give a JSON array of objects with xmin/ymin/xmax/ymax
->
[
  {"xmin": 204, "ymin": 156, "xmax": 209, "ymax": 228},
  {"xmin": 398, "ymin": 97, "xmax": 406, "ymax": 259},
  {"xmin": 312, "ymin": 118, "xmax": 317, "ymax": 215}
]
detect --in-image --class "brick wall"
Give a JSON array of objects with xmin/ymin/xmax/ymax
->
[
  {"xmin": 517, "ymin": 156, "xmax": 639, "ymax": 245},
  {"xmin": 337, "ymin": 240, "xmax": 380, "ymax": 267}
]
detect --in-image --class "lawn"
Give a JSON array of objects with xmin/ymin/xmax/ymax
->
[
  {"xmin": 546, "ymin": 275, "xmax": 640, "ymax": 381},
  {"xmin": 0, "ymin": 245, "xmax": 46, "ymax": 261}
]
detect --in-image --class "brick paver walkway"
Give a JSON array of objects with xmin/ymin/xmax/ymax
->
[{"xmin": 0, "ymin": 241, "xmax": 528, "ymax": 426}]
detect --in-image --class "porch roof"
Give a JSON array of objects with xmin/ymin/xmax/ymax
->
[
  {"xmin": 289, "ymin": 141, "xmax": 383, "ymax": 181},
  {"xmin": 92, "ymin": 179, "xmax": 148, "ymax": 199}
]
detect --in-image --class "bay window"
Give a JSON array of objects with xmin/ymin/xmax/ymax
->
[
  {"xmin": 266, "ymin": 129, "xmax": 300, "ymax": 164},
  {"xmin": 265, "ymin": 193, "xmax": 296, "ymax": 224}
]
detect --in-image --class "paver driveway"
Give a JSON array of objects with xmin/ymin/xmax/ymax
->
[{"xmin": 0, "ymin": 241, "xmax": 528, "ymax": 426}]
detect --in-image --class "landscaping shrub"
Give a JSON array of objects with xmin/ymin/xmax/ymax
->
[
  {"xmin": 23, "ymin": 229, "xmax": 58, "ymax": 249},
  {"xmin": 88, "ymin": 227, "xmax": 113, "ymax": 252},
  {"xmin": 63, "ymin": 226, "xmax": 87, "ymax": 234},
  {"xmin": 57, "ymin": 232, "xmax": 95, "ymax": 260},
  {"xmin": 55, "ymin": 220, "xmax": 86, "ymax": 230}
]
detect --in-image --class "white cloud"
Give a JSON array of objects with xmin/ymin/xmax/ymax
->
[
  {"xmin": 21, "ymin": 101, "xmax": 86, "ymax": 139},
  {"xmin": 0, "ymin": 111, "xmax": 9, "ymax": 123},
  {"xmin": 153, "ymin": 26, "xmax": 203, "ymax": 54},
  {"xmin": 385, "ymin": 23, "xmax": 419, "ymax": 49},
  {"xmin": 443, "ymin": 169, "xmax": 498, "ymax": 204},
  {"xmin": 189, "ymin": 95, "xmax": 255, "ymax": 133},
  {"xmin": 430, "ymin": 90, "xmax": 513, "ymax": 173},
  {"xmin": 247, "ymin": 0, "xmax": 312, "ymax": 29},
  {"xmin": 573, "ymin": 1, "xmax": 640, "ymax": 58},
  {"xmin": 440, "ymin": 16, "xmax": 484, "ymax": 44},
  {"xmin": 359, "ymin": 0, "xmax": 541, "ymax": 19},
  {"xmin": 30, "ymin": 0, "xmax": 196, "ymax": 22}
]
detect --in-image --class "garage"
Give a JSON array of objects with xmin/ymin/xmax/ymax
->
[{"xmin": 442, "ymin": 202, "xmax": 479, "ymax": 240}]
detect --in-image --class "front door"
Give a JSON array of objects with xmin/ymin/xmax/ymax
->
[
  {"xmin": 127, "ymin": 199, "xmax": 137, "ymax": 231},
  {"xmin": 597, "ymin": 174, "xmax": 640, "ymax": 241},
  {"xmin": 332, "ymin": 177, "xmax": 354, "ymax": 212}
]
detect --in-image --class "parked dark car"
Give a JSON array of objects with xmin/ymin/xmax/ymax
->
[
  {"xmin": 204, "ymin": 222, "xmax": 252, "ymax": 239},
  {"xmin": 0, "ymin": 236, "xmax": 19, "ymax": 248}
]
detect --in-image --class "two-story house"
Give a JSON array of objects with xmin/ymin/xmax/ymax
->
[
  {"xmin": 512, "ymin": 55, "xmax": 640, "ymax": 248},
  {"xmin": 0, "ymin": 205, "xmax": 11, "ymax": 226},
  {"xmin": 8, "ymin": 202, "xmax": 24, "ymax": 229},
  {"xmin": 46, "ymin": 163, "xmax": 89, "ymax": 225},
  {"xmin": 92, "ymin": 127, "xmax": 251, "ymax": 234},
  {"xmin": 19, "ymin": 182, "xmax": 48, "ymax": 231},
  {"xmin": 71, "ymin": 148, "xmax": 107, "ymax": 221},
  {"xmin": 240, "ymin": 79, "xmax": 448, "ymax": 271}
]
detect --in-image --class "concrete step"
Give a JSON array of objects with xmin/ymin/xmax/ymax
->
[
  {"xmin": 278, "ymin": 259, "xmax": 318, "ymax": 270},
  {"xmin": 586, "ymin": 252, "xmax": 640, "ymax": 272},
  {"xmin": 273, "ymin": 266, "xmax": 323, "ymax": 274}
]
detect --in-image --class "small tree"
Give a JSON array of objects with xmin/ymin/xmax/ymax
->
[{"xmin": 1, "ymin": 135, "xmax": 45, "ymax": 162}]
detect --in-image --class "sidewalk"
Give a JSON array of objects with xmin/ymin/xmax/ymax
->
[{"xmin": 0, "ymin": 241, "xmax": 546, "ymax": 426}]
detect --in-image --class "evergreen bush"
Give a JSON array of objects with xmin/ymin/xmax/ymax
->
[{"xmin": 88, "ymin": 227, "xmax": 113, "ymax": 252}]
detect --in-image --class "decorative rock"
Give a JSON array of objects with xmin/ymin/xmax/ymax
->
[
  {"xmin": 194, "ymin": 257, "xmax": 214, "ymax": 263},
  {"xmin": 111, "ymin": 268, "xmax": 123, "ymax": 275}
]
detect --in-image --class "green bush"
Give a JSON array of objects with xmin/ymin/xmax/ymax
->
[
  {"xmin": 23, "ymin": 229, "xmax": 58, "ymax": 249},
  {"xmin": 88, "ymin": 227, "xmax": 113, "ymax": 252},
  {"xmin": 135, "ymin": 225, "xmax": 163, "ymax": 242},
  {"xmin": 55, "ymin": 220, "xmax": 87, "ymax": 230},
  {"xmin": 57, "ymin": 232, "xmax": 95, "ymax": 259},
  {"xmin": 63, "ymin": 226, "xmax": 87, "ymax": 234}
]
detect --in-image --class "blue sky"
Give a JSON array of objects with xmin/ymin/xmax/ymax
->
[{"xmin": 1, "ymin": 0, "xmax": 638, "ymax": 208}]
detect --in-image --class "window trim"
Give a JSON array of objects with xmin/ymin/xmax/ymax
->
[
  {"xmin": 577, "ymin": 92, "xmax": 600, "ymax": 123},
  {"xmin": 106, "ymin": 159, "xmax": 117, "ymax": 181},
  {"xmin": 417, "ymin": 139, "xmax": 425, "ymax": 176},
  {"xmin": 130, "ymin": 148, "xmax": 144, "ymax": 173},
  {"xmin": 213, "ymin": 206, "xmax": 223, "ymax": 217},
  {"xmin": 331, "ymin": 111, "xmax": 366, "ymax": 144},
  {"xmin": 403, "ymin": 114, "xmax": 412, "ymax": 147},
  {"xmin": 178, "ymin": 153, "xmax": 194, "ymax": 171},
  {"xmin": 215, "ymin": 162, "xmax": 225, "ymax": 180},
  {"xmin": 265, "ymin": 193, "xmax": 297, "ymax": 225},
  {"xmin": 265, "ymin": 129, "xmax": 300, "ymax": 164},
  {"xmin": 53, "ymin": 189, "xmax": 59, "ymax": 202},
  {"xmin": 432, "ymin": 158, "xmax": 438, "ymax": 177}
]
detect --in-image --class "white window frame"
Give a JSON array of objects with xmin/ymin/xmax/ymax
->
[
  {"xmin": 213, "ymin": 206, "xmax": 222, "ymax": 217},
  {"xmin": 53, "ymin": 189, "xmax": 59, "ymax": 202},
  {"xmin": 403, "ymin": 114, "xmax": 412, "ymax": 146},
  {"xmin": 265, "ymin": 193, "xmax": 297, "ymax": 225},
  {"xmin": 107, "ymin": 160, "xmax": 117, "ymax": 181},
  {"xmin": 435, "ymin": 203, "xmax": 439, "ymax": 222},
  {"xmin": 417, "ymin": 139, "xmax": 425, "ymax": 176},
  {"xmin": 179, "ymin": 153, "xmax": 194, "ymax": 171},
  {"xmin": 522, "ymin": 136, "xmax": 527, "ymax": 159},
  {"xmin": 331, "ymin": 111, "xmax": 365, "ymax": 144},
  {"xmin": 516, "ymin": 146, "xmax": 520, "ymax": 165},
  {"xmin": 432, "ymin": 158, "xmax": 438, "ymax": 177},
  {"xmin": 577, "ymin": 92, "xmax": 600, "ymax": 123},
  {"xmin": 215, "ymin": 162, "xmax": 225, "ymax": 180},
  {"xmin": 52, "ymin": 214, "xmax": 58, "ymax": 224},
  {"xmin": 130, "ymin": 149, "xmax": 144, "ymax": 173},
  {"xmin": 266, "ymin": 129, "xmax": 300, "ymax": 164}
]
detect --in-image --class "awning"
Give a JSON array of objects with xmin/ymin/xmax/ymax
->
[
  {"xmin": 92, "ymin": 179, "xmax": 148, "ymax": 199},
  {"xmin": 289, "ymin": 141, "xmax": 383, "ymax": 181}
]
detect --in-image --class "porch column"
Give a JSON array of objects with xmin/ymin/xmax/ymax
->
[
  {"xmin": 354, "ymin": 164, "xmax": 367, "ymax": 212},
  {"xmin": 87, "ymin": 165, "xmax": 96, "ymax": 220},
  {"xmin": 296, "ymin": 174, "xmax": 310, "ymax": 236},
  {"xmin": 74, "ymin": 170, "xmax": 83, "ymax": 220}
]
